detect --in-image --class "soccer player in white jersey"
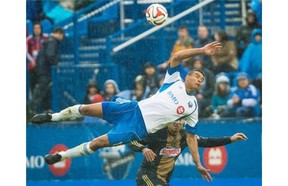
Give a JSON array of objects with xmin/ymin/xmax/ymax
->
[{"xmin": 31, "ymin": 41, "xmax": 221, "ymax": 182}]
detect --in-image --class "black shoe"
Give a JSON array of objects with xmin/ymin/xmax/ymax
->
[
  {"xmin": 44, "ymin": 153, "xmax": 62, "ymax": 165},
  {"xmin": 31, "ymin": 113, "xmax": 52, "ymax": 124}
]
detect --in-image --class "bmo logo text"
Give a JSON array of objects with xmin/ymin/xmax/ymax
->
[
  {"xmin": 48, "ymin": 144, "xmax": 71, "ymax": 176},
  {"xmin": 26, "ymin": 155, "xmax": 45, "ymax": 169},
  {"xmin": 203, "ymin": 146, "xmax": 227, "ymax": 173}
]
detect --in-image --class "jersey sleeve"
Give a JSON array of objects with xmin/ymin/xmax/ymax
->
[
  {"xmin": 163, "ymin": 63, "xmax": 189, "ymax": 84},
  {"xmin": 127, "ymin": 138, "xmax": 149, "ymax": 152},
  {"xmin": 184, "ymin": 100, "xmax": 199, "ymax": 134},
  {"xmin": 197, "ymin": 136, "xmax": 232, "ymax": 147}
]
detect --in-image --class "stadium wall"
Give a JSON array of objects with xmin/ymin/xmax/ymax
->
[{"xmin": 27, "ymin": 119, "xmax": 261, "ymax": 185}]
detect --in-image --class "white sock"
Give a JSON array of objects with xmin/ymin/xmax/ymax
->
[
  {"xmin": 59, "ymin": 142, "xmax": 94, "ymax": 160},
  {"xmin": 51, "ymin": 105, "xmax": 83, "ymax": 121},
  {"xmin": 51, "ymin": 113, "xmax": 61, "ymax": 121}
]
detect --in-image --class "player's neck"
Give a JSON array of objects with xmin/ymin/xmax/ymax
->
[{"xmin": 185, "ymin": 87, "xmax": 195, "ymax": 95}]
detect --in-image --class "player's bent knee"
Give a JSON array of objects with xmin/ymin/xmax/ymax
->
[
  {"xmin": 80, "ymin": 103, "xmax": 103, "ymax": 117},
  {"xmin": 89, "ymin": 135, "xmax": 110, "ymax": 151}
]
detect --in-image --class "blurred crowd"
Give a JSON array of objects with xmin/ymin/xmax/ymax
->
[{"xmin": 27, "ymin": 1, "xmax": 262, "ymax": 120}]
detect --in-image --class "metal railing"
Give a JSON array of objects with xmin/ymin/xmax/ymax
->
[{"xmin": 111, "ymin": 0, "xmax": 215, "ymax": 54}]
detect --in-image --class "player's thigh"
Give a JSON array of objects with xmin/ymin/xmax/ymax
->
[{"xmin": 80, "ymin": 102, "xmax": 103, "ymax": 118}]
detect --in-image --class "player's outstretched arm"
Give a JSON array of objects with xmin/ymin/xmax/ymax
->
[
  {"xmin": 197, "ymin": 133, "xmax": 248, "ymax": 147},
  {"xmin": 186, "ymin": 133, "xmax": 212, "ymax": 182},
  {"xmin": 169, "ymin": 41, "xmax": 222, "ymax": 68}
]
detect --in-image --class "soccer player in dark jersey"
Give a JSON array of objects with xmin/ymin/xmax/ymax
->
[{"xmin": 128, "ymin": 120, "xmax": 247, "ymax": 186}]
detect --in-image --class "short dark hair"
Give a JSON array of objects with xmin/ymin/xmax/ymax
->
[
  {"xmin": 188, "ymin": 68, "xmax": 205, "ymax": 78},
  {"xmin": 178, "ymin": 25, "xmax": 188, "ymax": 31},
  {"xmin": 53, "ymin": 27, "xmax": 65, "ymax": 34}
]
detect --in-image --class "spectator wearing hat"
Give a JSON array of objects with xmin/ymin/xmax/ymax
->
[
  {"xmin": 221, "ymin": 72, "xmax": 260, "ymax": 117},
  {"xmin": 210, "ymin": 73, "xmax": 231, "ymax": 118},
  {"xmin": 239, "ymin": 29, "xmax": 262, "ymax": 80},
  {"xmin": 102, "ymin": 79, "xmax": 120, "ymax": 101},
  {"xmin": 235, "ymin": 11, "xmax": 261, "ymax": 58},
  {"xmin": 29, "ymin": 27, "xmax": 65, "ymax": 115}
]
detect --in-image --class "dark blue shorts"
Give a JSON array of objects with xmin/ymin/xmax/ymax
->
[{"xmin": 102, "ymin": 101, "xmax": 148, "ymax": 146}]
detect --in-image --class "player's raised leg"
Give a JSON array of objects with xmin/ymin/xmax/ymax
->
[
  {"xmin": 45, "ymin": 134, "xmax": 110, "ymax": 165},
  {"xmin": 31, "ymin": 103, "xmax": 103, "ymax": 124}
]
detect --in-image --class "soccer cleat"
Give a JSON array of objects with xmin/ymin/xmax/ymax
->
[
  {"xmin": 44, "ymin": 153, "xmax": 62, "ymax": 165},
  {"xmin": 31, "ymin": 113, "xmax": 52, "ymax": 124}
]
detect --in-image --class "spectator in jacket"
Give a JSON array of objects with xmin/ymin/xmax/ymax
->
[
  {"xmin": 158, "ymin": 25, "xmax": 194, "ymax": 71},
  {"xmin": 190, "ymin": 58, "xmax": 215, "ymax": 118},
  {"xmin": 239, "ymin": 29, "xmax": 262, "ymax": 80},
  {"xmin": 83, "ymin": 80, "xmax": 102, "ymax": 104},
  {"xmin": 235, "ymin": 11, "xmax": 261, "ymax": 58},
  {"xmin": 29, "ymin": 27, "xmax": 64, "ymax": 114},
  {"xmin": 102, "ymin": 79, "xmax": 120, "ymax": 101},
  {"xmin": 116, "ymin": 75, "xmax": 150, "ymax": 101},
  {"xmin": 26, "ymin": 22, "xmax": 48, "ymax": 93},
  {"xmin": 211, "ymin": 30, "xmax": 238, "ymax": 74},
  {"xmin": 193, "ymin": 25, "xmax": 214, "ymax": 71},
  {"xmin": 251, "ymin": 0, "xmax": 262, "ymax": 25},
  {"xmin": 221, "ymin": 72, "xmax": 260, "ymax": 117},
  {"xmin": 142, "ymin": 63, "xmax": 159, "ymax": 96},
  {"xmin": 210, "ymin": 73, "xmax": 231, "ymax": 118}
]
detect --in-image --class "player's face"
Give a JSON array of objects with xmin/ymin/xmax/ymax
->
[
  {"xmin": 185, "ymin": 71, "xmax": 205, "ymax": 91},
  {"xmin": 169, "ymin": 119, "xmax": 184, "ymax": 132}
]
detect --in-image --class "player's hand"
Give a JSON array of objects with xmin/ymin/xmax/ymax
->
[
  {"xmin": 231, "ymin": 133, "xmax": 248, "ymax": 142},
  {"xmin": 142, "ymin": 148, "xmax": 156, "ymax": 161},
  {"xmin": 202, "ymin": 41, "xmax": 222, "ymax": 56},
  {"xmin": 196, "ymin": 164, "xmax": 213, "ymax": 182},
  {"xmin": 232, "ymin": 95, "xmax": 240, "ymax": 105}
]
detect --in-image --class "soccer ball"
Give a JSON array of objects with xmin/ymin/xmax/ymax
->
[{"xmin": 146, "ymin": 4, "xmax": 168, "ymax": 26}]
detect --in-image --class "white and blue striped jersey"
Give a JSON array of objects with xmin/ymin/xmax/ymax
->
[{"xmin": 138, "ymin": 64, "xmax": 199, "ymax": 134}]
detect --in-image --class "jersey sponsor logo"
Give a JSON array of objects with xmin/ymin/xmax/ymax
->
[
  {"xmin": 159, "ymin": 147, "xmax": 181, "ymax": 157},
  {"xmin": 176, "ymin": 106, "xmax": 185, "ymax": 114},
  {"xmin": 203, "ymin": 146, "xmax": 228, "ymax": 173},
  {"xmin": 48, "ymin": 144, "xmax": 71, "ymax": 176},
  {"xmin": 167, "ymin": 91, "xmax": 179, "ymax": 104}
]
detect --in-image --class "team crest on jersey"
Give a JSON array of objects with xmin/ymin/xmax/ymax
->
[
  {"xmin": 176, "ymin": 106, "xmax": 185, "ymax": 114},
  {"xmin": 188, "ymin": 101, "xmax": 193, "ymax": 108},
  {"xmin": 159, "ymin": 148, "xmax": 181, "ymax": 157}
]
